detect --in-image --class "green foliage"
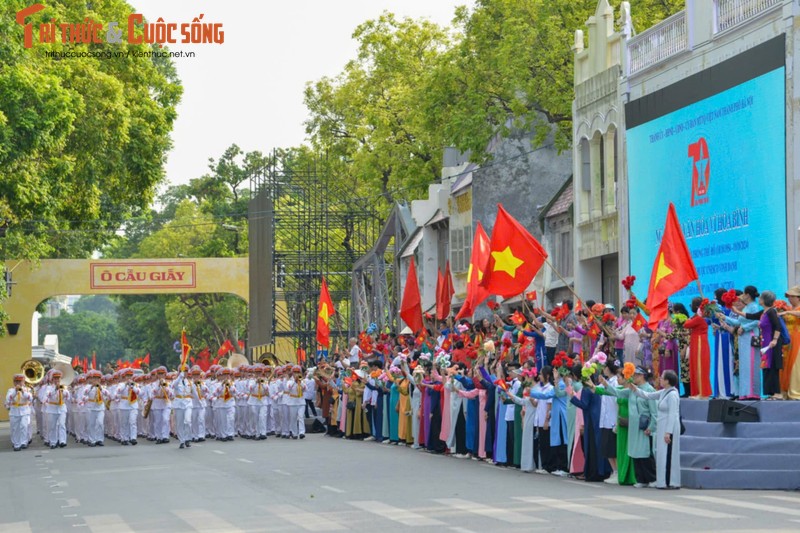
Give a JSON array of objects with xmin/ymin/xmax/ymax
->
[
  {"xmin": 304, "ymin": 13, "xmax": 451, "ymax": 217},
  {"xmin": 72, "ymin": 295, "xmax": 118, "ymax": 316},
  {"xmin": 39, "ymin": 309, "xmax": 125, "ymax": 365},
  {"xmin": 0, "ymin": 0, "xmax": 181, "ymax": 261}
]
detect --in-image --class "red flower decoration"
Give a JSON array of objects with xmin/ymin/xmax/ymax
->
[
  {"xmin": 621, "ymin": 275, "xmax": 636, "ymax": 291},
  {"xmin": 775, "ymin": 300, "xmax": 790, "ymax": 311},
  {"xmin": 487, "ymin": 301, "xmax": 499, "ymax": 311},
  {"xmin": 721, "ymin": 289, "xmax": 738, "ymax": 309},
  {"xmin": 601, "ymin": 312, "xmax": 616, "ymax": 324},
  {"xmin": 625, "ymin": 298, "xmax": 638, "ymax": 310}
]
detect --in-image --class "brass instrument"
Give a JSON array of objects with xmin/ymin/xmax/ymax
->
[
  {"xmin": 53, "ymin": 362, "xmax": 75, "ymax": 386},
  {"xmin": 218, "ymin": 357, "xmax": 229, "ymax": 367},
  {"xmin": 227, "ymin": 353, "xmax": 248, "ymax": 369},
  {"xmin": 21, "ymin": 359, "xmax": 45, "ymax": 385},
  {"xmin": 143, "ymin": 399, "xmax": 153, "ymax": 419},
  {"xmin": 258, "ymin": 352, "xmax": 277, "ymax": 365}
]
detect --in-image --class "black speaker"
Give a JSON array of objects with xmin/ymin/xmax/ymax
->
[{"xmin": 707, "ymin": 399, "xmax": 760, "ymax": 423}]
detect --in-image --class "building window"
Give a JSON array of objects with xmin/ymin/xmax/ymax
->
[
  {"xmin": 554, "ymin": 229, "xmax": 573, "ymax": 278},
  {"xmin": 450, "ymin": 225, "xmax": 473, "ymax": 273},
  {"xmin": 581, "ymin": 140, "xmax": 591, "ymax": 191}
]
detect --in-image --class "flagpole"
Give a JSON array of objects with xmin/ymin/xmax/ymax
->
[{"xmin": 695, "ymin": 280, "xmax": 705, "ymax": 300}]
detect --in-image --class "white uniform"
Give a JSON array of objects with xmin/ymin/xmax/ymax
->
[
  {"xmin": 43, "ymin": 384, "xmax": 70, "ymax": 447},
  {"xmin": 150, "ymin": 379, "xmax": 173, "ymax": 442},
  {"xmin": 283, "ymin": 378, "xmax": 305, "ymax": 438},
  {"xmin": 116, "ymin": 381, "xmax": 140, "ymax": 443},
  {"xmin": 248, "ymin": 378, "xmax": 270, "ymax": 439},
  {"xmin": 268, "ymin": 378, "xmax": 283, "ymax": 435},
  {"xmin": 190, "ymin": 378, "xmax": 209, "ymax": 441},
  {"xmin": 81, "ymin": 384, "xmax": 109, "ymax": 445},
  {"xmin": 213, "ymin": 380, "xmax": 236, "ymax": 439},
  {"xmin": 5, "ymin": 386, "xmax": 33, "ymax": 449},
  {"xmin": 206, "ymin": 379, "xmax": 218, "ymax": 438},
  {"xmin": 234, "ymin": 378, "xmax": 249, "ymax": 436},
  {"xmin": 171, "ymin": 373, "xmax": 193, "ymax": 446}
]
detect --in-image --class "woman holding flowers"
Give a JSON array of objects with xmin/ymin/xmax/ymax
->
[
  {"xmin": 592, "ymin": 361, "xmax": 636, "ymax": 486},
  {"xmin": 684, "ymin": 297, "xmax": 712, "ymax": 399},
  {"xmin": 628, "ymin": 370, "xmax": 681, "ymax": 489},
  {"xmin": 724, "ymin": 286, "xmax": 762, "ymax": 399},
  {"xmin": 568, "ymin": 359, "xmax": 610, "ymax": 482},
  {"xmin": 731, "ymin": 290, "xmax": 784, "ymax": 399},
  {"xmin": 505, "ymin": 369, "xmax": 540, "ymax": 473}
]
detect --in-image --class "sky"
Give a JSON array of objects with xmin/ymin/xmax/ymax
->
[{"xmin": 130, "ymin": 0, "xmax": 470, "ymax": 188}]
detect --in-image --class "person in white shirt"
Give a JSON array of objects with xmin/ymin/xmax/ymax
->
[
  {"xmin": 171, "ymin": 366, "xmax": 194, "ymax": 449},
  {"xmin": 5, "ymin": 374, "xmax": 33, "ymax": 451},
  {"xmin": 268, "ymin": 367, "xmax": 284, "ymax": 436},
  {"xmin": 81, "ymin": 370, "xmax": 110, "ymax": 447},
  {"xmin": 213, "ymin": 368, "xmax": 236, "ymax": 441},
  {"xmin": 348, "ymin": 338, "xmax": 362, "ymax": 366},
  {"xmin": 149, "ymin": 367, "xmax": 173, "ymax": 444},
  {"xmin": 303, "ymin": 369, "xmax": 317, "ymax": 418},
  {"xmin": 600, "ymin": 357, "xmax": 621, "ymax": 483},
  {"xmin": 284, "ymin": 366, "xmax": 306, "ymax": 439},
  {"xmin": 116, "ymin": 368, "xmax": 139, "ymax": 445},
  {"xmin": 189, "ymin": 366, "xmax": 209, "ymax": 442},
  {"xmin": 43, "ymin": 370, "xmax": 70, "ymax": 449},
  {"xmin": 248, "ymin": 365, "xmax": 270, "ymax": 440}
]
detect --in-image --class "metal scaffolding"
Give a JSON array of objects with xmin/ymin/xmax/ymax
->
[{"xmin": 250, "ymin": 152, "xmax": 381, "ymax": 356}]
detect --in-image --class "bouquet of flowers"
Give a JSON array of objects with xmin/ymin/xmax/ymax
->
[
  {"xmin": 581, "ymin": 361, "xmax": 599, "ymax": 381},
  {"xmin": 721, "ymin": 289, "xmax": 738, "ymax": 309},
  {"xmin": 775, "ymin": 300, "xmax": 790, "ymax": 311},
  {"xmin": 520, "ymin": 367, "xmax": 538, "ymax": 386},
  {"xmin": 552, "ymin": 351, "xmax": 574, "ymax": 377},
  {"xmin": 699, "ymin": 298, "xmax": 721, "ymax": 319},
  {"xmin": 434, "ymin": 352, "xmax": 451, "ymax": 369},
  {"xmin": 622, "ymin": 362, "xmax": 636, "ymax": 382},
  {"xmin": 621, "ymin": 275, "xmax": 636, "ymax": 291},
  {"xmin": 601, "ymin": 312, "xmax": 617, "ymax": 327},
  {"xmin": 487, "ymin": 300, "xmax": 500, "ymax": 311}
]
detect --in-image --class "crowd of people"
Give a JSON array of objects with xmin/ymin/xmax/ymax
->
[
  {"xmin": 309, "ymin": 282, "xmax": 800, "ymax": 490},
  {"xmin": 4, "ymin": 283, "xmax": 799, "ymax": 493},
  {"xmin": 4, "ymin": 363, "xmax": 319, "ymax": 452}
]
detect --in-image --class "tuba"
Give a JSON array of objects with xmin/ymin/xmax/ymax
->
[
  {"xmin": 258, "ymin": 352, "xmax": 277, "ymax": 365},
  {"xmin": 53, "ymin": 362, "xmax": 75, "ymax": 386},
  {"xmin": 21, "ymin": 359, "xmax": 45, "ymax": 385},
  {"xmin": 227, "ymin": 353, "xmax": 248, "ymax": 369}
]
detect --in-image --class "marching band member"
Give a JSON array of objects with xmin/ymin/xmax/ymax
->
[
  {"xmin": 43, "ymin": 370, "xmax": 70, "ymax": 449},
  {"xmin": 171, "ymin": 365, "xmax": 194, "ymax": 449},
  {"xmin": 205, "ymin": 365, "xmax": 220, "ymax": 439},
  {"xmin": 116, "ymin": 368, "xmax": 140, "ymax": 445},
  {"xmin": 72, "ymin": 375, "xmax": 88, "ymax": 444},
  {"xmin": 150, "ymin": 367, "xmax": 173, "ymax": 444},
  {"xmin": 81, "ymin": 370, "xmax": 109, "ymax": 447},
  {"xmin": 285, "ymin": 365, "xmax": 306, "ymax": 439},
  {"xmin": 213, "ymin": 368, "xmax": 236, "ymax": 441},
  {"xmin": 5, "ymin": 374, "xmax": 33, "ymax": 451},
  {"xmin": 107, "ymin": 373, "xmax": 120, "ymax": 441},
  {"xmin": 235, "ymin": 367, "xmax": 251, "ymax": 437},
  {"xmin": 248, "ymin": 365, "xmax": 270, "ymax": 440},
  {"xmin": 189, "ymin": 366, "xmax": 209, "ymax": 442},
  {"xmin": 269, "ymin": 367, "xmax": 284, "ymax": 436}
]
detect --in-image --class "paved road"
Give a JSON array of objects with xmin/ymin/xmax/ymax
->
[{"xmin": 0, "ymin": 426, "xmax": 798, "ymax": 533}]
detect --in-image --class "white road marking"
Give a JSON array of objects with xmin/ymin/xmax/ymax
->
[
  {"xmin": 265, "ymin": 504, "xmax": 346, "ymax": 531},
  {"xmin": 604, "ymin": 495, "xmax": 740, "ymax": 519},
  {"xmin": 83, "ymin": 514, "xmax": 135, "ymax": 533},
  {"xmin": 52, "ymin": 491, "xmax": 64, "ymax": 494},
  {"xmin": 173, "ymin": 509, "xmax": 244, "ymax": 533},
  {"xmin": 348, "ymin": 501, "xmax": 444, "ymax": 527},
  {"xmin": 320, "ymin": 485, "xmax": 345, "ymax": 494},
  {"xmin": 273, "ymin": 469, "xmax": 292, "ymax": 476},
  {"xmin": 42, "ymin": 475, "xmax": 52, "ymax": 479},
  {"xmin": 63, "ymin": 514, "xmax": 78, "ymax": 518},
  {"xmin": 562, "ymin": 479, "xmax": 602, "ymax": 489},
  {"xmin": 515, "ymin": 496, "xmax": 640, "ymax": 520},
  {"xmin": 60, "ymin": 499, "xmax": 81, "ymax": 509},
  {"xmin": 0, "ymin": 522, "xmax": 32, "ymax": 533},
  {"xmin": 50, "ymin": 469, "xmax": 60, "ymax": 475},
  {"xmin": 449, "ymin": 528, "xmax": 477, "ymax": 533},
  {"xmin": 237, "ymin": 458, "xmax": 254, "ymax": 464},
  {"xmin": 762, "ymin": 495, "xmax": 800, "ymax": 504},
  {"xmin": 82, "ymin": 466, "xmax": 163, "ymax": 475},
  {"xmin": 681, "ymin": 495, "xmax": 800, "ymax": 517},
  {"xmin": 212, "ymin": 450, "xmax": 225, "ymax": 455},
  {"xmin": 435, "ymin": 498, "xmax": 543, "ymax": 523}
]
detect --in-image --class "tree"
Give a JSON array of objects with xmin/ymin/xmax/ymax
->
[
  {"xmin": 424, "ymin": 0, "xmax": 684, "ymax": 158},
  {"xmin": 39, "ymin": 310, "xmax": 125, "ymax": 366},
  {"xmin": 0, "ymin": 0, "xmax": 181, "ymax": 331},
  {"xmin": 73, "ymin": 295, "xmax": 118, "ymax": 316},
  {"xmin": 304, "ymin": 13, "xmax": 451, "ymax": 216}
]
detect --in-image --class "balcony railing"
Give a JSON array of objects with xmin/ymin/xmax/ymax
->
[
  {"xmin": 714, "ymin": 0, "xmax": 782, "ymax": 33},
  {"xmin": 627, "ymin": 10, "xmax": 688, "ymax": 77}
]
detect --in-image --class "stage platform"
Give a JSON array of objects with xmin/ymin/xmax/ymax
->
[{"xmin": 680, "ymin": 398, "xmax": 800, "ymax": 490}]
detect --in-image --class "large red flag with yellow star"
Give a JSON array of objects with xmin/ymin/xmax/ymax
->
[
  {"xmin": 480, "ymin": 205, "xmax": 547, "ymax": 298},
  {"xmin": 645, "ymin": 203, "xmax": 699, "ymax": 328},
  {"xmin": 456, "ymin": 222, "xmax": 491, "ymax": 320},
  {"xmin": 316, "ymin": 277, "xmax": 335, "ymax": 348}
]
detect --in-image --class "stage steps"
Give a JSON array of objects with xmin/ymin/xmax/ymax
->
[{"xmin": 680, "ymin": 399, "xmax": 800, "ymax": 490}]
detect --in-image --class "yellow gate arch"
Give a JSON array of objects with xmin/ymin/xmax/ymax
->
[{"xmin": 0, "ymin": 258, "xmax": 291, "ymax": 420}]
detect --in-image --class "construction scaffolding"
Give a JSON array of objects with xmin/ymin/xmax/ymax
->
[{"xmin": 249, "ymin": 152, "xmax": 381, "ymax": 359}]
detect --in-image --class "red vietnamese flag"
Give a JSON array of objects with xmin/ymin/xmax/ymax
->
[
  {"xmin": 316, "ymin": 277, "xmax": 335, "ymax": 348},
  {"xmin": 91, "ymin": 351, "xmax": 97, "ymax": 370},
  {"xmin": 435, "ymin": 269, "xmax": 445, "ymax": 320},
  {"xmin": 645, "ymin": 203, "xmax": 700, "ymax": 328},
  {"xmin": 217, "ymin": 339, "xmax": 233, "ymax": 357},
  {"xmin": 480, "ymin": 205, "xmax": 548, "ymax": 298},
  {"xmin": 82, "ymin": 357, "xmax": 88, "ymax": 373},
  {"xmin": 71, "ymin": 356, "xmax": 78, "ymax": 368},
  {"xmin": 631, "ymin": 312, "xmax": 646, "ymax": 332},
  {"xmin": 180, "ymin": 329, "xmax": 191, "ymax": 367},
  {"xmin": 400, "ymin": 257, "xmax": 424, "ymax": 334},
  {"xmin": 443, "ymin": 261, "xmax": 454, "ymax": 318},
  {"xmin": 143, "ymin": 353, "xmax": 150, "ymax": 366},
  {"xmin": 456, "ymin": 222, "xmax": 491, "ymax": 320}
]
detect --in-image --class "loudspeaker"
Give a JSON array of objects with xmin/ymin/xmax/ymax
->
[{"xmin": 707, "ymin": 399, "xmax": 760, "ymax": 423}]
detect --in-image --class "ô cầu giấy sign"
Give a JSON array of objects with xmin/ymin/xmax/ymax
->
[{"xmin": 90, "ymin": 262, "xmax": 197, "ymax": 290}]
